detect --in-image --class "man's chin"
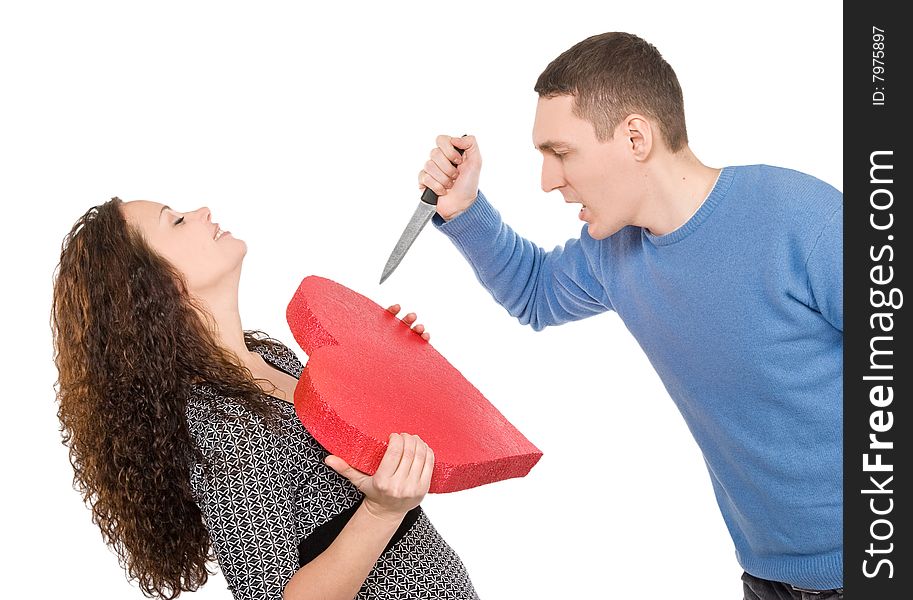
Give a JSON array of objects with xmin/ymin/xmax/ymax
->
[{"xmin": 585, "ymin": 222, "xmax": 622, "ymax": 240}]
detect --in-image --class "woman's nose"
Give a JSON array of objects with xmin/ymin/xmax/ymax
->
[{"xmin": 191, "ymin": 206, "xmax": 212, "ymax": 222}]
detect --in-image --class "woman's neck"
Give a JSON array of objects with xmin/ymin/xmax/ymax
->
[{"xmin": 192, "ymin": 282, "xmax": 257, "ymax": 369}]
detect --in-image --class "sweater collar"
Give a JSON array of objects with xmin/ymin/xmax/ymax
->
[{"xmin": 643, "ymin": 167, "xmax": 734, "ymax": 247}]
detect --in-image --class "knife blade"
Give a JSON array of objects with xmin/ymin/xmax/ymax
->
[{"xmin": 379, "ymin": 145, "xmax": 464, "ymax": 284}]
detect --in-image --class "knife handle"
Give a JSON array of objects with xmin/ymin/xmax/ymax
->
[{"xmin": 420, "ymin": 144, "xmax": 466, "ymax": 206}]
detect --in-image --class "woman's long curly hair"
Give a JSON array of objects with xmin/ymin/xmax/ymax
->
[{"xmin": 51, "ymin": 197, "xmax": 280, "ymax": 599}]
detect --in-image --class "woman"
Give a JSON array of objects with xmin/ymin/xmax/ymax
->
[{"xmin": 51, "ymin": 197, "xmax": 479, "ymax": 600}]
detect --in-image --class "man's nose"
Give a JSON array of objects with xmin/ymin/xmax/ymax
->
[{"xmin": 540, "ymin": 157, "xmax": 565, "ymax": 192}]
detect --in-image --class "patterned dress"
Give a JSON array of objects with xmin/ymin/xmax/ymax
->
[{"xmin": 186, "ymin": 339, "xmax": 479, "ymax": 600}]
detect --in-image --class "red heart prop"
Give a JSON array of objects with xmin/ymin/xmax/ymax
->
[{"xmin": 286, "ymin": 275, "xmax": 542, "ymax": 493}]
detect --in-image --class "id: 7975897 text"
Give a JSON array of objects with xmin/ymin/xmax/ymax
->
[{"xmin": 872, "ymin": 26, "xmax": 885, "ymax": 106}]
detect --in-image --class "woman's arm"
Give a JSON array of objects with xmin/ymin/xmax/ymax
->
[
  {"xmin": 191, "ymin": 413, "xmax": 433, "ymax": 600},
  {"xmin": 283, "ymin": 433, "xmax": 433, "ymax": 600}
]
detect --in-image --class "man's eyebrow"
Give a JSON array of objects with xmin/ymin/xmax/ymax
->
[{"xmin": 535, "ymin": 140, "xmax": 569, "ymax": 152}]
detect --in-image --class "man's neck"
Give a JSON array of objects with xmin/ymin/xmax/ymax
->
[{"xmin": 639, "ymin": 148, "xmax": 721, "ymax": 236}]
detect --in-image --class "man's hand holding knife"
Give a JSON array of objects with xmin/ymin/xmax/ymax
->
[
  {"xmin": 418, "ymin": 134, "xmax": 482, "ymax": 222},
  {"xmin": 379, "ymin": 134, "xmax": 482, "ymax": 284}
]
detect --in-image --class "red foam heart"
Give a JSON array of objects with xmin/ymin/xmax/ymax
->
[{"xmin": 286, "ymin": 275, "xmax": 542, "ymax": 493}]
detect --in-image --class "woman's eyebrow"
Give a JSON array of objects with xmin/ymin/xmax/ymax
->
[{"xmin": 159, "ymin": 205, "xmax": 171, "ymax": 220}]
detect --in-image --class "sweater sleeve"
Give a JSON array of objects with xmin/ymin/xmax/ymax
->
[
  {"xmin": 434, "ymin": 191, "xmax": 613, "ymax": 331},
  {"xmin": 190, "ymin": 412, "xmax": 299, "ymax": 600},
  {"xmin": 805, "ymin": 205, "xmax": 843, "ymax": 332}
]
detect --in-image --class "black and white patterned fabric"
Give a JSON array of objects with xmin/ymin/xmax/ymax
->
[{"xmin": 186, "ymin": 339, "xmax": 479, "ymax": 600}]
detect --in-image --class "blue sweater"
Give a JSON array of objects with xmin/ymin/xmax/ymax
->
[{"xmin": 434, "ymin": 165, "xmax": 843, "ymax": 589}]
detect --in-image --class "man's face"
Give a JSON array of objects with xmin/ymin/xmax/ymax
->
[{"xmin": 532, "ymin": 95, "xmax": 641, "ymax": 240}]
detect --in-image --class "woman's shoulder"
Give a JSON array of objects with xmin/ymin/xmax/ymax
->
[
  {"xmin": 245, "ymin": 330, "xmax": 305, "ymax": 377},
  {"xmin": 185, "ymin": 382, "xmax": 265, "ymax": 431},
  {"xmin": 184, "ymin": 332, "xmax": 304, "ymax": 446}
]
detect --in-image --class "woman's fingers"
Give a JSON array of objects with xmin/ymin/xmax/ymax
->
[
  {"xmin": 375, "ymin": 432, "xmax": 405, "ymax": 478},
  {"xmin": 362, "ymin": 433, "xmax": 433, "ymax": 521},
  {"xmin": 386, "ymin": 306, "xmax": 431, "ymax": 341},
  {"xmin": 411, "ymin": 323, "xmax": 430, "ymax": 341},
  {"xmin": 393, "ymin": 433, "xmax": 418, "ymax": 480},
  {"xmin": 408, "ymin": 435, "xmax": 428, "ymax": 479},
  {"xmin": 420, "ymin": 445, "xmax": 435, "ymax": 490}
]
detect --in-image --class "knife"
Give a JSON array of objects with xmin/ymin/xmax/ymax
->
[{"xmin": 379, "ymin": 145, "xmax": 465, "ymax": 284}]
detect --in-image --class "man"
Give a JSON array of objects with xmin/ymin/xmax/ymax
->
[{"xmin": 417, "ymin": 32, "xmax": 843, "ymax": 599}]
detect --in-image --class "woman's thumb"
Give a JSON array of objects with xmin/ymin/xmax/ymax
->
[{"xmin": 324, "ymin": 455, "xmax": 352, "ymax": 476}]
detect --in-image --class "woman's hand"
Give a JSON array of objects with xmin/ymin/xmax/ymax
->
[
  {"xmin": 288, "ymin": 435, "xmax": 435, "ymax": 598},
  {"xmin": 387, "ymin": 304, "xmax": 430, "ymax": 341},
  {"xmin": 324, "ymin": 433, "xmax": 434, "ymax": 522}
]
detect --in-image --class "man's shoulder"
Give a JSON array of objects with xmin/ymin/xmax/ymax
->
[
  {"xmin": 728, "ymin": 164, "xmax": 842, "ymax": 215},
  {"xmin": 730, "ymin": 164, "xmax": 841, "ymax": 196}
]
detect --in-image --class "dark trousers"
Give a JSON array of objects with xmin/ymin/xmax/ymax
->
[{"xmin": 742, "ymin": 572, "xmax": 844, "ymax": 600}]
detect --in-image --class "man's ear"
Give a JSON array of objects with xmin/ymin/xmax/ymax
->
[{"xmin": 624, "ymin": 114, "xmax": 653, "ymax": 161}]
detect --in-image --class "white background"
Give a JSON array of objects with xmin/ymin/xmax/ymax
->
[{"xmin": 0, "ymin": 1, "xmax": 841, "ymax": 598}]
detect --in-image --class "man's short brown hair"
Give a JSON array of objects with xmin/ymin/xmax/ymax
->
[{"xmin": 534, "ymin": 32, "xmax": 688, "ymax": 152}]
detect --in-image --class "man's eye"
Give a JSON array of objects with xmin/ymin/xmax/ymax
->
[{"xmin": 174, "ymin": 216, "xmax": 185, "ymax": 225}]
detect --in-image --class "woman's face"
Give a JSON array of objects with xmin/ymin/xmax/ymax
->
[{"xmin": 120, "ymin": 201, "xmax": 247, "ymax": 294}]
